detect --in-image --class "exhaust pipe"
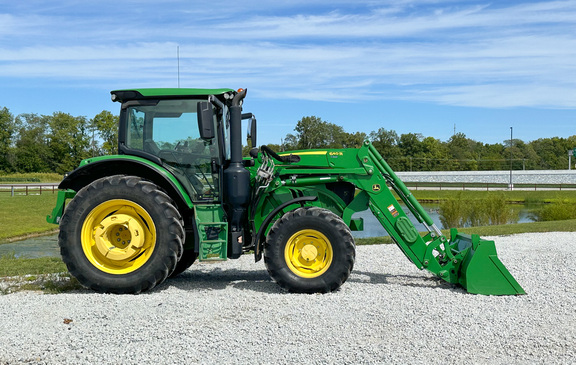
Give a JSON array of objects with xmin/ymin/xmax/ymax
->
[{"xmin": 224, "ymin": 88, "xmax": 250, "ymax": 259}]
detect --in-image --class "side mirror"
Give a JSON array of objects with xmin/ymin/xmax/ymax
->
[
  {"xmin": 197, "ymin": 101, "xmax": 215, "ymax": 140},
  {"xmin": 246, "ymin": 115, "xmax": 257, "ymax": 148}
]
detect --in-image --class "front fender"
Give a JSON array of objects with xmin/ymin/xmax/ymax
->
[{"xmin": 253, "ymin": 196, "xmax": 318, "ymax": 262}]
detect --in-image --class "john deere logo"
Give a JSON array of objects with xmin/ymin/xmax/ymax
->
[{"xmin": 372, "ymin": 184, "xmax": 381, "ymax": 191}]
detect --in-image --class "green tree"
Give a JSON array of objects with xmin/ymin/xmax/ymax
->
[
  {"xmin": 398, "ymin": 133, "xmax": 424, "ymax": 171},
  {"xmin": 515, "ymin": 141, "xmax": 540, "ymax": 170},
  {"xmin": 420, "ymin": 136, "xmax": 450, "ymax": 171},
  {"xmin": 529, "ymin": 136, "xmax": 574, "ymax": 170},
  {"xmin": 446, "ymin": 132, "xmax": 479, "ymax": 170},
  {"xmin": 503, "ymin": 139, "xmax": 539, "ymax": 170},
  {"xmin": 478, "ymin": 143, "xmax": 505, "ymax": 170},
  {"xmin": 288, "ymin": 116, "xmax": 347, "ymax": 149},
  {"xmin": 92, "ymin": 110, "xmax": 118, "ymax": 155},
  {"xmin": 47, "ymin": 112, "xmax": 91, "ymax": 173},
  {"xmin": 13, "ymin": 114, "xmax": 51, "ymax": 173},
  {"xmin": 0, "ymin": 107, "xmax": 16, "ymax": 172},
  {"xmin": 369, "ymin": 128, "xmax": 402, "ymax": 170},
  {"xmin": 340, "ymin": 131, "xmax": 367, "ymax": 149}
]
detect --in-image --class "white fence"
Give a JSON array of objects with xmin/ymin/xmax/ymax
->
[{"xmin": 0, "ymin": 183, "xmax": 60, "ymax": 196}]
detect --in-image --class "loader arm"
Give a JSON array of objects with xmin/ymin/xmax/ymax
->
[
  {"xmin": 261, "ymin": 141, "xmax": 525, "ymax": 295},
  {"xmin": 356, "ymin": 141, "xmax": 524, "ymax": 295}
]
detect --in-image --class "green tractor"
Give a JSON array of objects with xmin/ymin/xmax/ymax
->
[{"xmin": 47, "ymin": 88, "xmax": 524, "ymax": 295}]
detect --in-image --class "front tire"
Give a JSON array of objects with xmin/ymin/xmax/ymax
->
[
  {"xmin": 264, "ymin": 207, "xmax": 355, "ymax": 293},
  {"xmin": 58, "ymin": 175, "xmax": 184, "ymax": 294}
]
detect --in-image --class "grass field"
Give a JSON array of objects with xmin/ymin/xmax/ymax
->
[
  {"xmin": 0, "ymin": 172, "xmax": 63, "ymax": 183},
  {"xmin": 411, "ymin": 190, "xmax": 576, "ymax": 203},
  {"xmin": 0, "ymin": 254, "xmax": 67, "ymax": 276},
  {"xmin": 0, "ymin": 194, "xmax": 59, "ymax": 241}
]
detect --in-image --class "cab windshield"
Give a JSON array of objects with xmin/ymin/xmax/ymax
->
[{"xmin": 125, "ymin": 99, "xmax": 220, "ymax": 202}]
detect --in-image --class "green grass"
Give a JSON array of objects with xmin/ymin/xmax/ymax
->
[
  {"xmin": 0, "ymin": 172, "xmax": 63, "ymax": 183},
  {"xmin": 0, "ymin": 254, "xmax": 71, "ymax": 294},
  {"xmin": 0, "ymin": 253, "xmax": 67, "ymax": 276},
  {"xmin": 0, "ymin": 254, "xmax": 83, "ymax": 294},
  {"xmin": 455, "ymin": 219, "xmax": 576, "ymax": 236},
  {"xmin": 411, "ymin": 190, "xmax": 576, "ymax": 204},
  {"xmin": 0, "ymin": 194, "xmax": 59, "ymax": 241}
]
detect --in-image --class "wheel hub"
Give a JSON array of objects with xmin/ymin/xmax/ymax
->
[
  {"xmin": 94, "ymin": 213, "xmax": 146, "ymax": 261},
  {"xmin": 300, "ymin": 244, "xmax": 318, "ymax": 261},
  {"xmin": 81, "ymin": 199, "xmax": 156, "ymax": 274},
  {"xmin": 284, "ymin": 229, "xmax": 333, "ymax": 278}
]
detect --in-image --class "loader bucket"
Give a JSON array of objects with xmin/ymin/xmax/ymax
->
[{"xmin": 450, "ymin": 230, "xmax": 525, "ymax": 295}]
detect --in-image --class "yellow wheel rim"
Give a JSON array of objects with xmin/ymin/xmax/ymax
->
[
  {"xmin": 284, "ymin": 229, "xmax": 333, "ymax": 278},
  {"xmin": 81, "ymin": 199, "xmax": 156, "ymax": 275}
]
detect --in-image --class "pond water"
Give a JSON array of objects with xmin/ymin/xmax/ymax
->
[
  {"xmin": 351, "ymin": 203, "xmax": 535, "ymax": 238},
  {"xmin": 0, "ymin": 234, "xmax": 61, "ymax": 258},
  {"xmin": 1, "ymin": 204, "xmax": 536, "ymax": 258}
]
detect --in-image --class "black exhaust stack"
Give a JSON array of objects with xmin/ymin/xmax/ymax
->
[{"xmin": 223, "ymin": 89, "xmax": 250, "ymax": 259}]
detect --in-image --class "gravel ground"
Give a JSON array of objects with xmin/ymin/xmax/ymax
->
[
  {"xmin": 397, "ymin": 170, "xmax": 576, "ymax": 184},
  {"xmin": 0, "ymin": 232, "xmax": 575, "ymax": 365}
]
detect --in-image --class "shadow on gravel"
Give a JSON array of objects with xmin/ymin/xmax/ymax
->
[
  {"xmin": 349, "ymin": 270, "xmax": 465, "ymax": 293},
  {"xmin": 160, "ymin": 268, "xmax": 465, "ymax": 295},
  {"xmin": 157, "ymin": 267, "xmax": 283, "ymax": 294},
  {"xmin": 56, "ymin": 268, "xmax": 464, "ymax": 296}
]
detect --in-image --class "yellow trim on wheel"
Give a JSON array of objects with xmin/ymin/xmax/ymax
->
[
  {"xmin": 81, "ymin": 199, "xmax": 156, "ymax": 275},
  {"xmin": 284, "ymin": 229, "xmax": 333, "ymax": 278}
]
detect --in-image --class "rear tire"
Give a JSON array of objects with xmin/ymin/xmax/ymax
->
[
  {"xmin": 169, "ymin": 249, "xmax": 198, "ymax": 277},
  {"xmin": 264, "ymin": 207, "xmax": 355, "ymax": 293},
  {"xmin": 58, "ymin": 175, "xmax": 183, "ymax": 294}
]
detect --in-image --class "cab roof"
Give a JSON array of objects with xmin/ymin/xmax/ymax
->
[{"xmin": 111, "ymin": 88, "xmax": 236, "ymax": 103}]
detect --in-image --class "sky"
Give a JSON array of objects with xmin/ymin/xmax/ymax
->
[{"xmin": 0, "ymin": 0, "xmax": 575, "ymax": 146}]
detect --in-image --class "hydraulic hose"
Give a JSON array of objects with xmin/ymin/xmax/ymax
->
[{"xmin": 260, "ymin": 145, "xmax": 300, "ymax": 163}]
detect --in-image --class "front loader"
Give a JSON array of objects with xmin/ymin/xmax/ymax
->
[{"xmin": 47, "ymin": 87, "xmax": 524, "ymax": 295}]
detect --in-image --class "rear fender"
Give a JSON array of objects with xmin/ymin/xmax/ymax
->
[{"xmin": 58, "ymin": 155, "xmax": 193, "ymax": 210}]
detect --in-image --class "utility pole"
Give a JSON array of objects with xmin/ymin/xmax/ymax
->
[{"xmin": 509, "ymin": 127, "xmax": 513, "ymax": 190}]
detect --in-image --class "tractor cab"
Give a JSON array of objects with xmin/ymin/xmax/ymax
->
[
  {"xmin": 121, "ymin": 98, "xmax": 220, "ymax": 201},
  {"xmin": 110, "ymin": 88, "xmax": 240, "ymax": 203},
  {"xmin": 111, "ymin": 88, "xmax": 254, "ymax": 259}
]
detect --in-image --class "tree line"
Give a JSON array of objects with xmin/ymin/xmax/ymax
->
[
  {"xmin": 1, "ymin": 107, "xmax": 574, "ymax": 174},
  {"xmin": 273, "ymin": 116, "xmax": 576, "ymax": 171},
  {"xmin": 0, "ymin": 107, "xmax": 117, "ymax": 174}
]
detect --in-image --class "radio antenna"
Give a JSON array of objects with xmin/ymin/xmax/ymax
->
[{"xmin": 177, "ymin": 46, "xmax": 180, "ymax": 88}]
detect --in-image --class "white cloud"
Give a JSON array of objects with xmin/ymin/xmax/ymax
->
[
  {"xmin": 413, "ymin": 83, "xmax": 576, "ymax": 108},
  {"xmin": 0, "ymin": 43, "xmax": 179, "ymax": 61},
  {"xmin": 1, "ymin": 1, "xmax": 575, "ymax": 108}
]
